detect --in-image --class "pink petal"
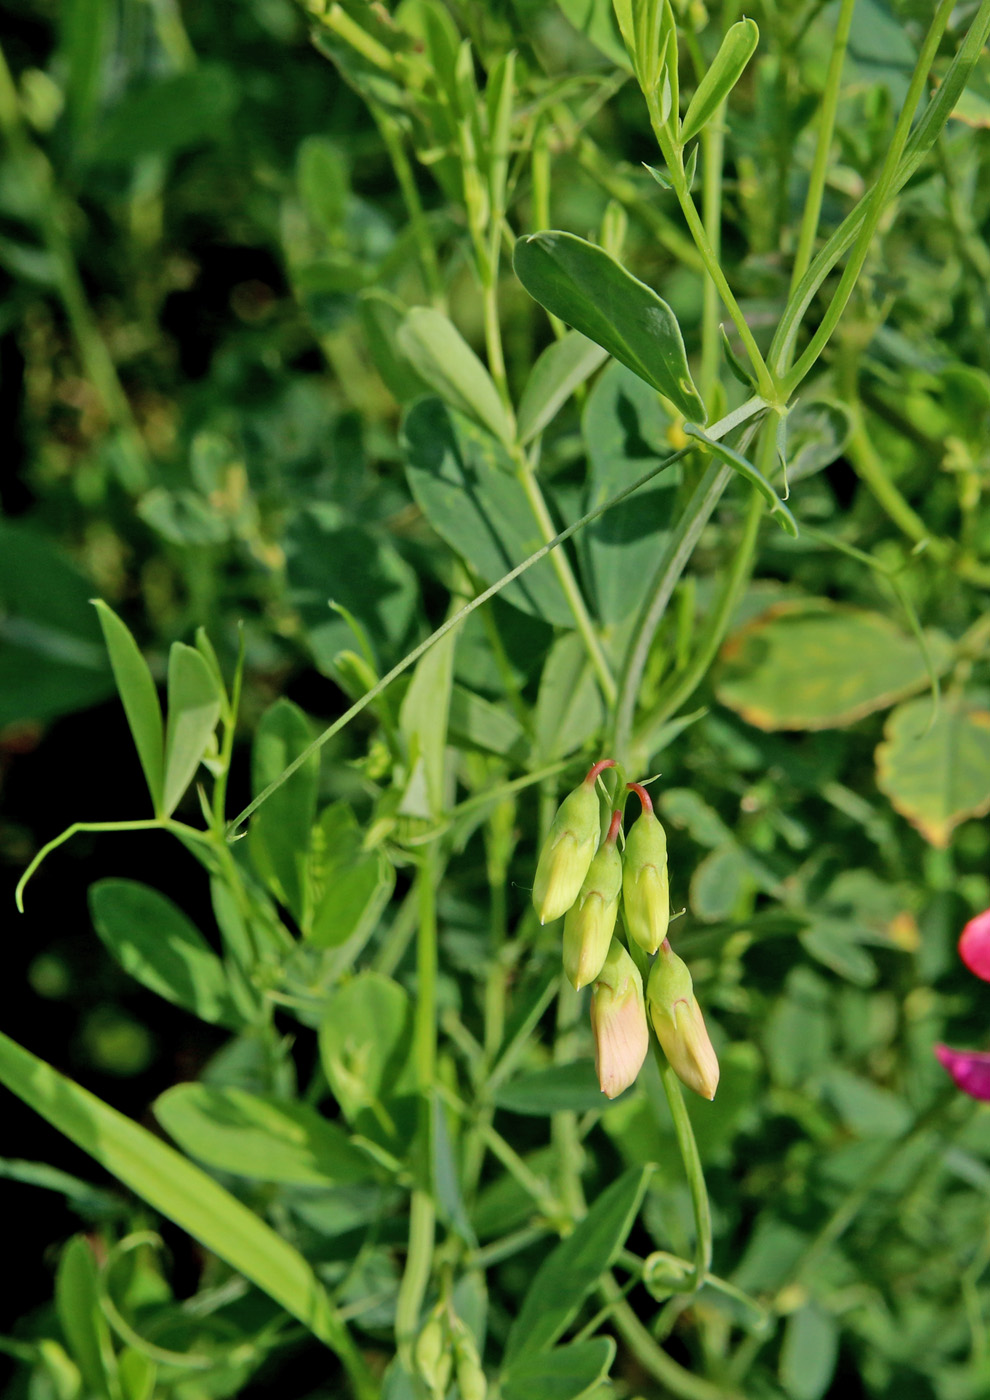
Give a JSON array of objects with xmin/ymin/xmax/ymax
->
[
  {"xmin": 959, "ymin": 908, "xmax": 990, "ymax": 983},
  {"xmin": 935, "ymin": 1043, "xmax": 990, "ymax": 1101}
]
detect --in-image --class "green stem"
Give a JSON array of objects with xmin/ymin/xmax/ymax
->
[
  {"xmin": 658, "ymin": 1059, "xmax": 712, "ymax": 1286},
  {"xmin": 371, "ymin": 102, "xmax": 446, "ymax": 308},
  {"xmin": 789, "ymin": 0, "xmax": 855, "ymax": 293},
  {"xmin": 514, "ymin": 456, "xmax": 617, "ymax": 707},
  {"xmin": 780, "ymin": 0, "xmax": 958, "ymax": 395},
  {"xmin": 600, "ymin": 1277, "xmax": 745, "ymax": 1400},
  {"xmin": 552, "ymin": 978, "xmax": 586, "ymax": 1220},
  {"xmin": 699, "ymin": 113, "xmax": 726, "ymax": 406},
  {"xmin": 633, "ymin": 486, "xmax": 762, "ymax": 751},
  {"xmin": 769, "ymin": 0, "xmax": 990, "ymax": 376}
]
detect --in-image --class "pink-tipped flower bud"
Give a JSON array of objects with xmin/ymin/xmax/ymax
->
[
  {"xmin": 935, "ymin": 1043, "xmax": 990, "ymax": 1101},
  {"xmin": 532, "ymin": 760, "xmax": 615, "ymax": 925},
  {"xmin": 563, "ymin": 810, "xmax": 623, "ymax": 989},
  {"xmin": 590, "ymin": 938, "xmax": 649, "ymax": 1099},
  {"xmin": 647, "ymin": 942, "xmax": 719, "ymax": 1100},
  {"xmin": 622, "ymin": 783, "xmax": 670, "ymax": 954}
]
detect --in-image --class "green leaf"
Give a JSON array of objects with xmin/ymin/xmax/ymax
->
[
  {"xmin": 250, "ymin": 698, "xmax": 318, "ymax": 923},
  {"xmin": 137, "ymin": 488, "xmax": 231, "ymax": 546},
  {"xmin": 799, "ymin": 922, "xmax": 878, "ymax": 987},
  {"xmin": 398, "ymin": 625, "xmax": 456, "ymax": 821},
  {"xmin": 875, "ymin": 693, "xmax": 990, "ymax": 847},
  {"xmin": 309, "ymin": 815, "xmax": 395, "ymax": 959},
  {"xmin": 93, "ymin": 600, "xmax": 164, "ymax": 814},
  {"xmin": 502, "ymin": 1338, "xmax": 616, "ymax": 1400},
  {"xmin": 690, "ymin": 843, "xmax": 751, "ymax": 922},
  {"xmin": 448, "ymin": 683, "xmax": 528, "ymax": 759},
  {"xmin": 318, "ymin": 973, "xmax": 416, "ymax": 1124},
  {"xmin": 533, "ymin": 633, "xmax": 604, "ymax": 762},
  {"xmin": 823, "ymin": 1068, "xmax": 912, "ymax": 1139},
  {"xmin": 505, "ymin": 1166, "xmax": 650, "ymax": 1359},
  {"xmin": 557, "ymin": 0, "xmax": 630, "ymax": 67},
  {"xmin": 89, "ymin": 879, "xmax": 244, "ymax": 1029},
  {"xmin": 430, "ymin": 1091, "xmax": 475, "ymax": 1245},
  {"xmin": 779, "ymin": 1302, "xmax": 839, "ymax": 1400},
  {"xmin": 0, "ymin": 1031, "xmax": 374, "ymax": 1399},
  {"xmin": 493, "ymin": 1061, "xmax": 617, "ymax": 1115},
  {"xmin": 781, "ymin": 399, "xmax": 853, "ymax": 482},
  {"xmin": 717, "ymin": 600, "xmax": 953, "ymax": 731},
  {"xmin": 681, "ymin": 19, "xmax": 760, "ymax": 144},
  {"xmin": 396, "ymin": 306, "xmax": 515, "ymax": 447},
  {"xmin": 154, "ymin": 1084, "xmax": 375, "ymax": 1186},
  {"xmin": 88, "ymin": 65, "xmax": 238, "ymax": 164},
  {"xmin": 162, "ymin": 643, "xmax": 222, "ymax": 817},
  {"xmin": 56, "ymin": 1236, "xmax": 114, "ymax": 1399},
  {"xmin": 358, "ymin": 290, "xmax": 431, "ymax": 404},
  {"xmin": 580, "ymin": 362, "xmax": 681, "ymax": 625},
  {"xmin": 683, "ymin": 422, "xmax": 797, "ymax": 535},
  {"xmin": 0, "ymin": 522, "xmax": 114, "ymax": 727},
  {"xmin": 513, "ymin": 231, "xmax": 705, "ymax": 421},
  {"xmin": 402, "ymin": 397, "xmax": 574, "ymax": 626},
  {"xmin": 517, "ymin": 332, "xmax": 609, "ymax": 444}
]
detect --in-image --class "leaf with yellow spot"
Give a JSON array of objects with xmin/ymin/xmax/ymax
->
[{"xmin": 876, "ymin": 693, "xmax": 990, "ymax": 847}]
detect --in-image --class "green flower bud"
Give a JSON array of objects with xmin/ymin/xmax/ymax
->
[
  {"xmin": 622, "ymin": 783, "xmax": 669, "ymax": 954},
  {"xmin": 532, "ymin": 760, "xmax": 615, "ymax": 925},
  {"xmin": 591, "ymin": 938, "xmax": 649, "ymax": 1099},
  {"xmin": 415, "ymin": 1312, "xmax": 451, "ymax": 1396},
  {"xmin": 453, "ymin": 1323, "xmax": 487, "ymax": 1400},
  {"xmin": 646, "ymin": 942, "xmax": 720, "ymax": 1100},
  {"xmin": 563, "ymin": 809, "xmax": 623, "ymax": 989}
]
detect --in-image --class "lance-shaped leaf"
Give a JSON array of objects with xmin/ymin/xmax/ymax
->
[
  {"xmin": 681, "ymin": 19, "xmax": 760, "ymax": 145},
  {"xmin": 396, "ymin": 306, "xmax": 515, "ymax": 447},
  {"xmin": 684, "ymin": 422, "xmax": 797, "ymax": 535},
  {"xmin": 517, "ymin": 332, "xmax": 609, "ymax": 444},
  {"xmin": 93, "ymin": 600, "xmax": 164, "ymax": 815},
  {"xmin": 162, "ymin": 643, "xmax": 222, "ymax": 816},
  {"xmin": 513, "ymin": 232, "xmax": 705, "ymax": 422}
]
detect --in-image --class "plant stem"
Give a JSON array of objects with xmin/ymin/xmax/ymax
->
[
  {"xmin": 699, "ymin": 114, "xmax": 725, "ymax": 404},
  {"xmin": 658, "ymin": 1058, "xmax": 712, "ymax": 1286},
  {"xmin": 780, "ymin": 0, "xmax": 958, "ymax": 394},
  {"xmin": 789, "ymin": 0, "xmax": 855, "ymax": 293},
  {"xmin": 371, "ymin": 102, "xmax": 446, "ymax": 308},
  {"xmin": 513, "ymin": 455, "xmax": 617, "ymax": 706}
]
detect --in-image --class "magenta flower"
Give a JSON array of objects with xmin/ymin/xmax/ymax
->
[{"xmin": 934, "ymin": 906, "xmax": 990, "ymax": 1101}]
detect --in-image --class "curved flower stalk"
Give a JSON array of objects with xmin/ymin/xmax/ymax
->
[{"xmin": 935, "ymin": 907, "xmax": 990, "ymax": 1100}]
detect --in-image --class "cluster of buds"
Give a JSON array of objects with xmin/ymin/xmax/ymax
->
[{"xmin": 533, "ymin": 761, "xmax": 719, "ymax": 1104}]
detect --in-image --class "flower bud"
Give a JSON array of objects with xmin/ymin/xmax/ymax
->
[
  {"xmin": 532, "ymin": 760, "xmax": 615, "ymax": 925},
  {"xmin": 590, "ymin": 939, "xmax": 649, "ymax": 1099},
  {"xmin": 414, "ymin": 1314, "xmax": 451, "ymax": 1395},
  {"xmin": 563, "ymin": 810, "xmax": 623, "ymax": 989},
  {"xmin": 622, "ymin": 783, "xmax": 669, "ymax": 954},
  {"xmin": 959, "ymin": 907, "xmax": 990, "ymax": 983},
  {"xmin": 647, "ymin": 942, "xmax": 719, "ymax": 1100}
]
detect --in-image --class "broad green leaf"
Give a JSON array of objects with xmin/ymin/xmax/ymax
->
[
  {"xmin": 0, "ymin": 1031, "xmax": 374, "ymax": 1399},
  {"xmin": 494, "ymin": 1061, "xmax": 618, "ymax": 1115},
  {"xmin": 799, "ymin": 922, "xmax": 877, "ymax": 987},
  {"xmin": 37, "ymin": 1339, "xmax": 83, "ymax": 1400},
  {"xmin": 779, "ymin": 1302, "xmax": 839, "ymax": 1400},
  {"xmin": 250, "ymin": 698, "xmax": 317, "ymax": 923},
  {"xmin": 396, "ymin": 306, "xmax": 515, "ymax": 447},
  {"xmin": 448, "ymin": 683, "xmax": 528, "ymax": 759},
  {"xmin": 59, "ymin": 0, "xmax": 110, "ymax": 134},
  {"xmin": 502, "ymin": 1337, "xmax": 616, "ymax": 1400},
  {"xmin": 684, "ymin": 422, "xmax": 797, "ymax": 535},
  {"xmin": 580, "ymin": 363, "xmax": 681, "ymax": 625},
  {"xmin": 286, "ymin": 503, "xmax": 419, "ymax": 673},
  {"xmin": 89, "ymin": 879, "xmax": 243, "ymax": 1029},
  {"xmin": 155, "ymin": 1084, "xmax": 374, "ymax": 1186},
  {"xmin": 505, "ymin": 1166, "xmax": 650, "ymax": 1359},
  {"xmin": 398, "ymin": 625, "xmax": 455, "ymax": 821},
  {"xmin": 517, "ymin": 332, "xmax": 609, "ymax": 444},
  {"xmin": 93, "ymin": 600, "xmax": 164, "ymax": 814},
  {"xmin": 137, "ymin": 488, "xmax": 230, "ymax": 546},
  {"xmin": 318, "ymin": 973, "xmax": 416, "ymax": 1123},
  {"xmin": 56, "ymin": 1236, "xmax": 114, "ymax": 1399},
  {"xmin": 533, "ymin": 633, "xmax": 604, "ymax": 761},
  {"xmin": 681, "ymin": 19, "xmax": 760, "ymax": 144},
  {"xmin": 690, "ymin": 843, "xmax": 751, "ymax": 922},
  {"xmin": 513, "ymin": 231, "xmax": 705, "ymax": 421},
  {"xmin": 297, "ymin": 135, "xmax": 348, "ymax": 237},
  {"xmin": 89, "ymin": 66, "xmax": 237, "ymax": 164},
  {"xmin": 823, "ymin": 1068, "xmax": 912, "ymax": 1139},
  {"xmin": 875, "ymin": 693, "xmax": 990, "ymax": 846},
  {"xmin": 402, "ymin": 397, "xmax": 574, "ymax": 626},
  {"xmin": 0, "ymin": 522, "xmax": 114, "ymax": 728},
  {"xmin": 162, "ymin": 643, "xmax": 222, "ymax": 817},
  {"xmin": 717, "ymin": 600, "xmax": 953, "ymax": 731}
]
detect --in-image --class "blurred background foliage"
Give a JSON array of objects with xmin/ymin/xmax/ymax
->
[{"xmin": 2, "ymin": 0, "xmax": 990, "ymax": 1397}]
